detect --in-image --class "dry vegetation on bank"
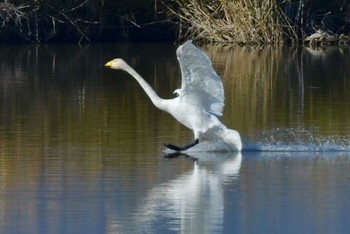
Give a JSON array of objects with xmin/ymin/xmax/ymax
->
[
  {"xmin": 0, "ymin": 0, "xmax": 349, "ymax": 44},
  {"xmin": 0, "ymin": 0, "xmax": 172, "ymax": 43},
  {"xmin": 168, "ymin": 0, "xmax": 298, "ymax": 44},
  {"xmin": 169, "ymin": 0, "xmax": 350, "ymax": 45}
]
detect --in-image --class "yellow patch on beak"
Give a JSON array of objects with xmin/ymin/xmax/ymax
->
[{"xmin": 105, "ymin": 60, "xmax": 113, "ymax": 67}]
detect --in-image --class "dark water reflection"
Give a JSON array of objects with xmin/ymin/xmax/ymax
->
[{"xmin": 1, "ymin": 44, "xmax": 350, "ymax": 233}]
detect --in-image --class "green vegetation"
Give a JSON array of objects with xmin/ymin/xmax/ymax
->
[{"xmin": 0, "ymin": 0, "xmax": 349, "ymax": 44}]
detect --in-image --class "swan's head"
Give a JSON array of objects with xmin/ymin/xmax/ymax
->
[{"xmin": 105, "ymin": 58, "xmax": 129, "ymax": 70}]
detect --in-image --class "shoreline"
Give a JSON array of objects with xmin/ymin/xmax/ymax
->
[{"xmin": 1, "ymin": 1, "xmax": 349, "ymax": 45}]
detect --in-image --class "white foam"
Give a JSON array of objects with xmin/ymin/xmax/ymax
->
[{"xmin": 243, "ymin": 127, "xmax": 350, "ymax": 152}]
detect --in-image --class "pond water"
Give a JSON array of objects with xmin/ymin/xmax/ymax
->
[{"xmin": 0, "ymin": 43, "xmax": 350, "ymax": 233}]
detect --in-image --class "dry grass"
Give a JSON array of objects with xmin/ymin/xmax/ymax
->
[
  {"xmin": 169, "ymin": 0, "xmax": 297, "ymax": 45},
  {"xmin": 0, "ymin": 2, "xmax": 28, "ymax": 28},
  {"xmin": 0, "ymin": 1, "xmax": 99, "ymax": 43}
]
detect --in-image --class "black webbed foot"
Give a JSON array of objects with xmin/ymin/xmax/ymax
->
[
  {"xmin": 163, "ymin": 139, "xmax": 199, "ymax": 152},
  {"xmin": 163, "ymin": 143, "xmax": 183, "ymax": 151}
]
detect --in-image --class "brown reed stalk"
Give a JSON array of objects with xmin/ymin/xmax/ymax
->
[
  {"xmin": 169, "ymin": 0, "xmax": 297, "ymax": 44},
  {"xmin": 0, "ymin": 2, "xmax": 28, "ymax": 28},
  {"xmin": 0, "ymin": 0, "xmax": 99, "ymax": 43}
]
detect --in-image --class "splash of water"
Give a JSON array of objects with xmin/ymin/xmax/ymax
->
[
  {"xmin": 243, "ymin": 127, "xmax": 350, "ymax": 152},
  {"xmin": 164, "ymin": 128, "xmax": 350, "ymax": 153}
]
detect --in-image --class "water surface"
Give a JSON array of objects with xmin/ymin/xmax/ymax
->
[{"xmin": 0, "ymin": 44, "xmax": 350, "ymax": 233}]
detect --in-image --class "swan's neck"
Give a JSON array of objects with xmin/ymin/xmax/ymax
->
[{"xmin": 122, "ymin": 65, "xmax": 166, "ymax": 110}]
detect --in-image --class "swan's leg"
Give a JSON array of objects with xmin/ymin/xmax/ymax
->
[
  {"xmin": 182, "ymin": 139, "xmax": 199, "ymax": 150},
  {"xmin": 164, "ymin": 139, "xmax": 199, "ymax": 151}
]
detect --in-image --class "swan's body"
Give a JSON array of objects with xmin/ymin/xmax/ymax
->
[{"xmin": 105, "ymin": 40, "xmax": 242, "ymax": 152}]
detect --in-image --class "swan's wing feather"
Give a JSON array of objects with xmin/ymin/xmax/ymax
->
[{"xmin": 176, "ymin": 40, "xmax": 224, "ymax": 117}]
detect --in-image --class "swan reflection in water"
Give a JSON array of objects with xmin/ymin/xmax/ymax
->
[{"xmin": 119, "ymin": 152, "xmax": 242, "ymax": 233}]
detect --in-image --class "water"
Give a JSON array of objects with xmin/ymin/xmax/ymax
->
[{"xmin": 1, "ymin": 44, "xmax": 350, "ymax": 233}]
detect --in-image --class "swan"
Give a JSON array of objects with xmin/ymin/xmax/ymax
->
[{"xmin": 105, "ymin": 40, "xmax": 242, "ymax": 152}]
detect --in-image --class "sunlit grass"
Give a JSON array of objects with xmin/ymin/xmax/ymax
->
[{"xmin": 169, "ymin": 0, "xmax": 297, "ymax": 44}]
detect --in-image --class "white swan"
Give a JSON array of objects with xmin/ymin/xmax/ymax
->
[{"xmin": 105, "ymin": 40, "xmax": 242, "ymax": 152}]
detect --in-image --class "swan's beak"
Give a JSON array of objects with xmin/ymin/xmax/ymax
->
[{"xmin": 105, "ymin": 60, "xmax": 113, "ymax": 67}]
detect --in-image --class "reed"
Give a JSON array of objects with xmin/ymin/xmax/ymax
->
[
  {"xmin": 0, "ymin": 0, "xmax": 172, "ymax": 43},
  {"xmin": 0, "ymin": 0, "xmax": 99, "ymax": 43},
  {"xmin": 0, "ymin": 2, "xmax": 28, "ymax": 39},
  {"xmin": 1, "ymin": 0, "xmax": 348, "ymax": 44},
  {"xmin": 169, "ymin": 0, "xmax": 297, "ymax": 44}
]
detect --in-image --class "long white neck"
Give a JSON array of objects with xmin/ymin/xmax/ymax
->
[{"xmin": 122, "ymin": 64, "xmax": 166, "ymax": 110}]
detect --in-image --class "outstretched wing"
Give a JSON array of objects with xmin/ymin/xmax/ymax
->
[{"xmin": 176, "ymin": 40, "xmax": 224, "ymax": 117}]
